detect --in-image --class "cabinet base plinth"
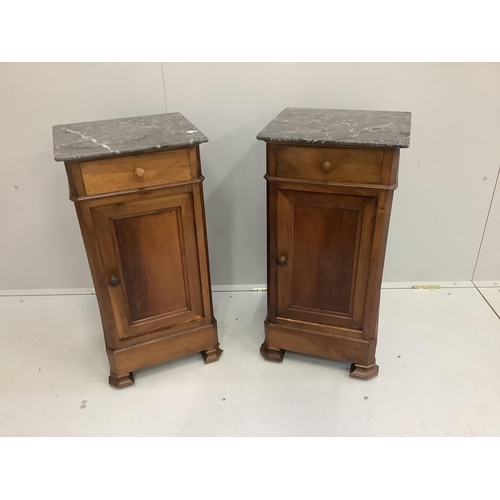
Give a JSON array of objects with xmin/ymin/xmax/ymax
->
[
  {"xmin": 201, "ymin": 344, "xmax": 223, "ymax": 363},
  {"xmin": 264, "ymin": 319, "xmax": 378, "ymax": 376},
  {"xmin": 260, "ymin": 341, "xmax": 285, "ymax": 362},
  {"xmin": 106, "ymin": 321, "xmax": 220, "ymax": 387},
  {"xmin": 349, "ymin": 362, "xmax": 379, "ymax": 380},
  {"xmin": 109, "ymin": 372, "xmax": 135, "ymax": 388}
]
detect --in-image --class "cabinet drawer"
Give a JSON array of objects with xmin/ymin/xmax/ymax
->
[
  {"xmin": 80, "ymin": 148, "xmax": 193, "ymax": 195},
  {"xmin": 276, "ymin": 145, "xmax": 384, "ymax": 184}
]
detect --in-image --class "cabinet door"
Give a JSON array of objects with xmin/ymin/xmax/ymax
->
[
  {"xmin": 276, "ymin": 189, "xmax": 377, "ymax": 330},
  {"xmin": 90, "ymin": 188, "xmax": 204, "ymax": 340}
]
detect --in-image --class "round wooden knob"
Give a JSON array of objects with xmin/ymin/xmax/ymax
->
[
  {"xmin": 135, "ymin": 168, "xmax": 145, "ymax": 178},
  {"xmin": 277, "ymin": 256, "xmax": 287, "ymax": 267},
  {"xmin": 109, "ymin": 275, "xmax": 120, "ymax": 287},
  {"xmin": 321, "ymin": 161, "xmax": 331, "ymax": 172}
]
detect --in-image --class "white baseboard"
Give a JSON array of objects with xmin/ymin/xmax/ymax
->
[
  {"xmin": 0, "ymin": 281, "xmax": 479, "ymax": 297},
  {"xmin": 473, "ymin": 281, "xmax": 500, "ymax": 288},
  {"xmin": 0, "ymin": 288, "xmax": 95, "ymax": 296},
  {"xmin": 211, "ymin": 284, "xmax": 267, "ymax": 292},
  {"xmin": 382, "ymin": 281, "xmax": 474, "ymax": 289},
  {"xmin": 0, "ymin": 285, "xmax": 268, "ymax": 296}
]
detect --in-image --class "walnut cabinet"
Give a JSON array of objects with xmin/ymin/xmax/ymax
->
[
  {"xmin": 54, "ymin": 113, "xmax": 222, "ymax": 388},
  {"xmin": 257, "ymin": 108, "xmax": 411, "ymax": 379}
]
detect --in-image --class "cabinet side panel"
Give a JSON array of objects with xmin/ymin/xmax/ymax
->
[
  {"xmin": 380, "ymin": 149, "xmax": 399, "ymax": 186},
  {"xmin": 267, "ymin": 143, "xmax": 279, "ymax": 321},
  {"xmin": 65, "ymin": 162, "xmax": 86, "ymax": 197},
  {"xmin": 192, "ymin": 181, "xmax": 215, "ymax": 322},
  {"xmin": 363, "ymin": 190, "xmax": 395, "ymax": 340}
]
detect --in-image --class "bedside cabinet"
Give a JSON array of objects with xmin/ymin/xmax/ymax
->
[
  {"xmin": 53, "ymin": 113, "xmax": 222, "ymax": 388},
  {"xmin": 257, "ymin": 108, "xmax": 411, "ymax": 379}
]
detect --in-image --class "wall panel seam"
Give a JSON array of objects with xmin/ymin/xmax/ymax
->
[
  {"xmin": 160, "ymin": 62, "xmax": 168, "ymax": 113},
  {"xmin": 472, "ymin": 164, "xmax": 500, "ymax": 281}
]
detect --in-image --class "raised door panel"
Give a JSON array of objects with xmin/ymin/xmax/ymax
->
[
  {"xmin": 276, "ymin": 189, "xmax": 376, "ymax": 330},
  {"xmin": 91, "ymin": 189, "xmax": 204, "ymax": 340},
  {"xmin": 113, "ymin": 211, "xmax": 188, "ymax": 321}
]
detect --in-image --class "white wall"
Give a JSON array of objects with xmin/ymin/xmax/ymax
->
[
  {"xmin": 1, "ymin": 62, "xmax": 499, "ymax": 289},
  {"xmin": 0, "ymin": 63, "xmax": 166, "ymax": 289},
  {"xmin": 163, "ymin": 62, "xmax": 500, "ymax": 284}
]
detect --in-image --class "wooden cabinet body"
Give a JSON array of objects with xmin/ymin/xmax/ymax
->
[
  {"xmin": 260, "ymin": 139, "xmax": 404, "ymax": 379},
  {"xmin": 63, "ymin": 146, "xmax": 221, "ymax": 387}
]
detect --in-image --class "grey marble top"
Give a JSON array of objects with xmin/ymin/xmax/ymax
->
[
  {"xmin": 53, "ymin": 112, "xmax": 208, "ymax": 162},
  {"xmin": 257, "ymin": 108, "xmax": 411, "ymax": 148}
]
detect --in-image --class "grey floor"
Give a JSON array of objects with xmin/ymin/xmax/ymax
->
[{"xmin": 1, "ymin": 285, "xmax": 500, "ymax": 436}]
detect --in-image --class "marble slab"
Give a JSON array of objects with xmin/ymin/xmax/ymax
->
[
  {"xmin": 53, "ymin": 112, "xmax": 208, "ymax": 162},
  {"xmin": 257, "ymin": 108, "xmax": 411, "ymax": 148}
]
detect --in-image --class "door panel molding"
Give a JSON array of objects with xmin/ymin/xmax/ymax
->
[
  {"xmin": 90, "ymin": 190, "xmax": 204, "ymax": 340},
  {"xmin": 276, "ymin": 188, "xmax": 376, "ymax": 331}
]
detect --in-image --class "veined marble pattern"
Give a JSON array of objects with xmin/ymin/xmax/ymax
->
[
  {"xmin": 257, "ymin": 108, "xmax": 411, "ymax": 148},
  {"xmin": 53, "ymin": 112, "xmax": 208, "ymax": 162}
]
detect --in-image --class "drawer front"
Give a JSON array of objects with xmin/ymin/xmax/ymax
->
[
  {"xmin": 80, "ymin": 148, "xmax": 193, "ymax": 195},
  {"xmin": 276, "ymin": 145, "xmax": 384, "ymax": 184}
]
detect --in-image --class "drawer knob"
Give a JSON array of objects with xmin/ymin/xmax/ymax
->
[
  {"xmin": 108, "ymin": 275, "xmax": 121, "ymax": 287},
  {"xmin": 321, "ymin": 161, "xmax": 332, "ymax": 172},
  {"xmin": 277, "ymin": 256, "xmax": 287, "ymax": 267},
  {"xmin": 134, "ymin": 168, "xmax": 145, "ymax": 178}
]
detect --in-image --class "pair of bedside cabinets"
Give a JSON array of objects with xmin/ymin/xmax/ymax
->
[{"xmin": 53, "ymin": 108, "xmax": 411, "ymax": 388}]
